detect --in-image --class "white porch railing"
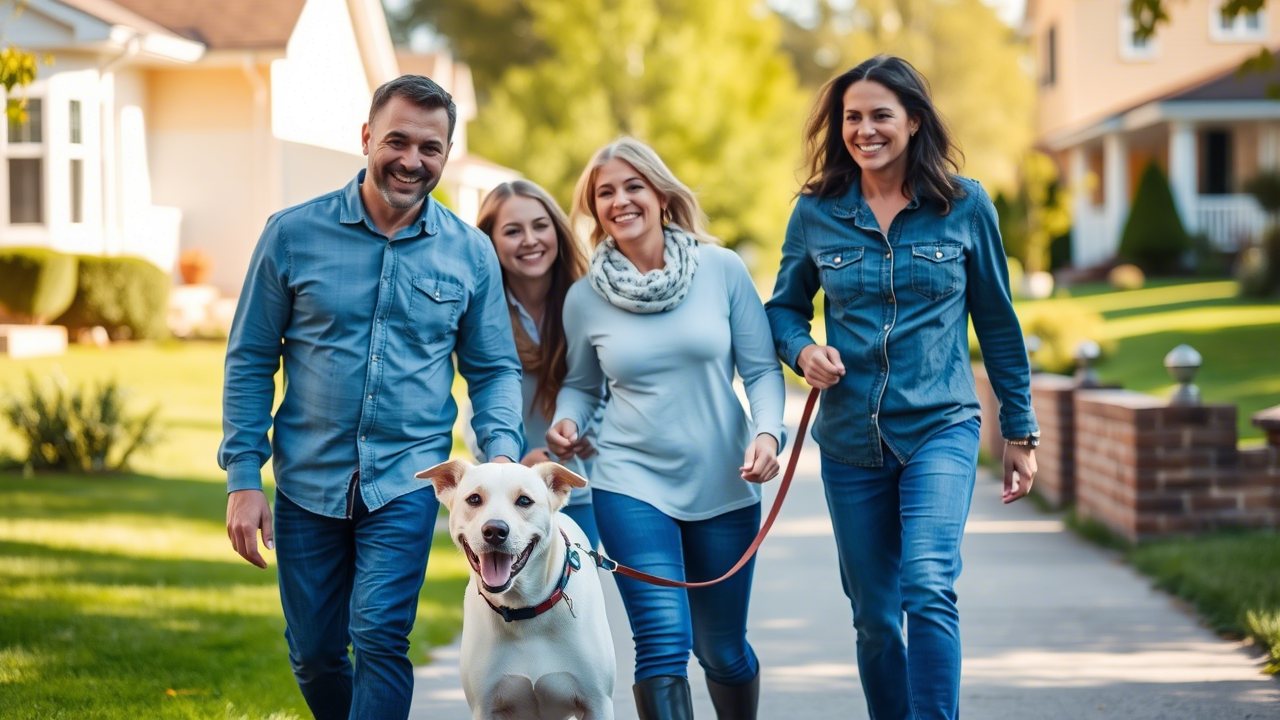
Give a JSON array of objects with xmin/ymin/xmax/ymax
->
[
  {"xmin": 1196, "ymin": 194, "xmax": 1267, "ymax": 252},
  {"xmin": 1072, "ymin": 204, "xmax": 1111, "ymax": 269}
]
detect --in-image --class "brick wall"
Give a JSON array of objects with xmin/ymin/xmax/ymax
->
[
  {"xmin": 1074, "ymin": 389, "xmax": 1280, "ymax": 542},
  {"xmin": 1030, "ymin": 373, "xmax": 1077, "ymax": 508}
]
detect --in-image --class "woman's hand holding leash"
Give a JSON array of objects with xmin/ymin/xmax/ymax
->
[
  {"xmin": 1002, "ymin": 444, "xmax": 1038, "ymax": 504},
  {"xmin": 741, "ymin": 433, "xmax": 780, "ymax": 483},
  {"xmin": 798, "ymin": 344, "xmax": 845, "ymax": 389}
]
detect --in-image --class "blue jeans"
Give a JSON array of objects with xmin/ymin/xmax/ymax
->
[
  {"xmin": 562, "ymin": 501, "xmax": 601, "ymax": 550},
  {"xmin": 593, "ymin": 489, "xmax": 761, "ymax": 685},
  {"xmin": 273, "ymin": 479, "xmax": 438, "ymax": 720},
  {"xmin": 820, "ymin": 417, "xmax": 980, "ymax": 720}
]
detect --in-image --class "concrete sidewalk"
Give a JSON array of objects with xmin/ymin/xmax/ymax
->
[{"xmin": 410, "ymin": 392, "xmax": 1280, "ymax": 719}]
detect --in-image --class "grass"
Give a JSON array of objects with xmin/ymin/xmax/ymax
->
[
  {"xmin": 0, "ymin": 341, "xmax": 471, "ymax": 719},
  {"xmin": 1016, "ymin": 278, "xmax": 1280, "ymax": 442}
]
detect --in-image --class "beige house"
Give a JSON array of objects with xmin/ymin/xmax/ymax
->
[
  {"xmin": 0, "ymin": 0, "xmax": 518, "ymax": 294},
  {"xmin": 1029, "ymin": 0, "xmax": 1280, "ymax": 267}
]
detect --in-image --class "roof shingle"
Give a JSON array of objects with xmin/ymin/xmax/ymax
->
[{"xmin": 109, "ymin": 0, "xmax": 307, "ymax": 49}]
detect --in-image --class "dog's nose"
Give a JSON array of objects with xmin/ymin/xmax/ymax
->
[{"xmin": 482, "ymin": 520, "xmax": 509, "ymax": 544}]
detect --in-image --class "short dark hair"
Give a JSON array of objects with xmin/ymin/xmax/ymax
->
[
  {"xmin": 368, "ymin": 75, "xmax": 457, "ymax": 142},
  {"xmin": 802, "ymin": 55, "xmax": 965, "ymax": 213}
]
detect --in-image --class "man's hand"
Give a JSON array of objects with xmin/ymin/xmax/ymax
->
[
  {"xmin": 546, "ymin": 419, "xmax": 580, "ymax": 460},
  {"xmin": 1002, "ymin": 445, "xmax": 1038, "ymax": 504},
  {"xmin": 741, "ymin": 433, "xmax": 781, "ymax": 483},
  {"xmin": 521, "ymin": 447, "xmax": 553, "ymax": 467},
  {"xmin": 797, "ymin": 345, "xmax": 845, "ymax": 390},
  {"xmin": 227, "ymin": 489, "xmax": 273, "ymax": 569}
]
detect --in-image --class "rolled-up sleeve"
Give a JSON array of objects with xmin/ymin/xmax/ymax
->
[
  {"xmin": 965, "ymin": 184, "xmax": 1038, "ymax": 439},
  {"xmin": 219, "ymin": 215, "xmax": 292, "ymax": 493},
  {"xmin": 457, "ymin": 243, "xmax": 525, "ymax": 463},
  {"xmin": 765, "ymin": 203, "xmax": 821, "ymax": 374}
]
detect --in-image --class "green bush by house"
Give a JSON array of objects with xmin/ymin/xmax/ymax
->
[
  {"xmin": 0, "ymin": 247, "xmax": 78, "ymax": 323},
  {"xmin": 1118, "ymin": 161, "xmax": 1190, "ymax": 275},
  {"xmin": 55, "ymin": 255, "xmax": 170, "ymax": 340}
]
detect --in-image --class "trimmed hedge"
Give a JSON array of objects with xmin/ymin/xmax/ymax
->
[
  {"xmin": 0, "ymin": 247, "xmax": 79, "ymax": 323},
  {"xmin": 55, "ymin": 255, "xmax": 170, "ymax": 340},
  {"xmin": 1118, "ymin": 161, "xmax": 1190, "ymax": 274}
]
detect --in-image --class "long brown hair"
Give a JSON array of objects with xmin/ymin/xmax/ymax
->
[
  {"xmin": 571, "ymin": 136, "xmax": 719, "ymax": 247},
  {"xmin": 802, "ymin": 55, "xmax": 965, "ymax": 213},
  {"xmin": 477, "ymin": 181, "xmax": 589, "ymax": 420}
]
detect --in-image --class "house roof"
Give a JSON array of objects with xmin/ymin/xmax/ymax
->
[
  {"xmin": 108, "ymin": 0, "xmax": 307, "ymax": 49},
  {"xmin": 1167, "ymin": 55, "xmax": 1280, "ymax": 101}
]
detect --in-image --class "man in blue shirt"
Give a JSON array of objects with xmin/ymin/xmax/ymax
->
[{"xmin": 220, "ymin": 75, "xmax": 524, "ymax": 719}]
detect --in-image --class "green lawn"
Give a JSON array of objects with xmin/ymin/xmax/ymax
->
[
  {"xmin": 1016, "ymin": 279, "xmax": 1280, "ymax": 442},
  {"xmin": 0, "ymin": 342, "xmax": 470, "ymax": 719}
]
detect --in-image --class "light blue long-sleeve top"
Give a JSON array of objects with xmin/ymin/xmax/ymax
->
[
  {"xmin": 554, "ymin": 244, "xmax": 786, "ymax": 521},
  {"xmin": 219, "ymin": 170, "xmax": 525, "ymax": 517}
]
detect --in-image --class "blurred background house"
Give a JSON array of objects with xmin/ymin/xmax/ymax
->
[
  {"xmin": 0, "ymin": 0, "xmax": 518, "ymax": 297},
  {"xmin": 1030, "ymin": 0, "xmax": 1280, "ymax": 268}
]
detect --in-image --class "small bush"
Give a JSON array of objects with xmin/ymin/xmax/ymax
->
[
  {"xmin": 1236, "ymin": 245, "xmax": 1275, "ymax": 298},
  {"xmin": 3, "ymin": 373, "xmax": 161, "ymax": 473},
  {"xmin": 1018, "ymin": 300, "xmax": 1114, "ymax": 375},
  {"xmin": 0, "ymin": 247, "xmax": 78, "ymax": 323},
  {"xmin": 1108, "ymin": 263, "xmax": 1145, "ymax": 290},
  {"xmin": 1118, "ymin": 161, "xmax": 1190, "ymax": 274},
  {"xmin": 55, "ymin": 255, "xmax": 170, "ymax": 340}
]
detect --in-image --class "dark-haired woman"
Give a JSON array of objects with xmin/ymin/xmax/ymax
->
[
  {"xmin": 473, "ymin": 180, "xmax": 601, "ymax": 548},
  {"xmin": 765, "ymin": 55, "xmax": 1038, "ymax": 720}
]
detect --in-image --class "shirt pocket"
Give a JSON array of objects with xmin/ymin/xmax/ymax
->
[
  {"xmin": 910, "ymin": 243, "xmax": 964, "ymax": 301},
  {"xmin": 814, "ymin": 247, "xmax": 865, "ymax": 308},
  {"xmin": 406, "ymin": 276, "xmax": 465, "ymax": 344}
]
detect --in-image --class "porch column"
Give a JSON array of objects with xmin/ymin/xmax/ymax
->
[
  {"xmin": 1169, "ymin": 121, "xmax": 1198, "ymax": 232},
  {"xmin": 1103, "ymin": 132, "xmax": 1128, "ymax": 258},
  {"xmin": 1068, "ymin": 146, "xmax": 1091, "ymax": 267},
  {"xmin": 1259, "ymin": 122, "xmax": 1280, "ymax": 171}
]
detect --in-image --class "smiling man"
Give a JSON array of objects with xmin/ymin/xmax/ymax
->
[{"xmin": 219, "ymin": 75, "xmax": 524, "ymax": 720}]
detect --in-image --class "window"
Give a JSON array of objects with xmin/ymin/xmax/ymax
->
[
  {"xmin": 8, "ymin": 98, "xmax": 42, "ymax": 143},
  {"xmin": 1042, "ymin": 26, "xmax": 1057, "ymax": 87},
  {"xmin": 9, "ymin": 158, "xmax": 43, "ymax": 224},
  {"xmin": 69, "ymin": 159, "xmax": 83, "ymax": 223},
  {"xmin": 1211, "ymin": 2, "xmax": 1267, "ymax": 41},
  {"xmin": 1120, "ymin": 12, "xmax": 1158, "ymax": 60},
  {"xmin": 1202, "ymin": 130, "xmax": 1232, "ymax": 195},
  {"xmin": 70, "ymin": 100, "xmax": 81, "ymax": 144}
]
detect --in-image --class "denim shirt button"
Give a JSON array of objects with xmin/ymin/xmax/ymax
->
[
  {"xmin": 834, "ymin": 255, "xmax": 842, "ymax": 264},
  {"xmin": 935, "ymin": 251, "xmax": 943, "ymax": 259}
]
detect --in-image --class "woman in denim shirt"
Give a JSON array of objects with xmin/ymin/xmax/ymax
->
[{"xmin": 765, "ymin": 56, "xmax": 1039, "ymax": 720}]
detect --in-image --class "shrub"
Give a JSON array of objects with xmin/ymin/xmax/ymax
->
[
  {"xmin": 1108, "ymin": 263, "xmax": 1146, "ymax": 290},
  {"xmin": 2, "ymin": 373, "xmax": 161, "ymax": 473},
  {"xmin": 1118, "ymin": 161, "xmax": 1190, "ymax": 274},
  {"xmin": 1244, "ymin": 171, "xmax": 1280, "ymax": 218},
  {"xmin": 55, "ymin": 255, "xmax": 170, "ymax": 340},
  {"xmin": 1237, "ymin": 245, "xmax": 1275, "ymax": 298},
  {"xmin": 1018, "ymin": 300, "xmax": 1114, "ymax": 375},
  {"xmin": 0, "ymin": 247, "xmax": 78, "ymax": 323}
]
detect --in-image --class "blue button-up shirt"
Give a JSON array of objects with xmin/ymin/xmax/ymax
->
[
  {"xmin": 766, "ymin": 176, "xmax": 1036, "ymax": 467},
  {"xmin": 219, "ymin": 170, "xmax": 524, "ymax": 517}
]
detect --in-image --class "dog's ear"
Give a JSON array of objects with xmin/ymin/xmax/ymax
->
[
  {"xmin": 532, "ymin": 462, "xmax": 587, "ymax": 511},
  {"xmin": 415, "ymin": 459, "xmax": 472, "ymax": 508}
]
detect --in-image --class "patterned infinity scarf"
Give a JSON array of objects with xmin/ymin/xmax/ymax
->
[{"xmin": 588, "ymin": 224, "xmax": 701, "ymax": 314}]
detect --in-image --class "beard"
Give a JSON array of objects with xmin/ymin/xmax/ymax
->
[{"xmin": 374, "ymin": 164, "xmax": 434, "ymax": 209}]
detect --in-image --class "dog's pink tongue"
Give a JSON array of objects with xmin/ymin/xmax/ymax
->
[{"xmin": 480, "ymin": 552, "xmax": 514, "ymax": 588}]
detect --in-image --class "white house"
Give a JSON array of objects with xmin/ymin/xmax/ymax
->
[
  {"xmin": 1029, "ymin": 0, "xmax": 1280, "ymax": 267},
  {"xmin": 1, "ymin": 0, "xmax": 518, "ymax": 294}
]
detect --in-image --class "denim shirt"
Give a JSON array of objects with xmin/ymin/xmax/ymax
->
[
  {"xmin": 765, "ymin": 176, "xmax": 1036, "ymax": 467},
  {"xmin": 220, "ymin": 170, "xmax": 525, "ymax": 517}
]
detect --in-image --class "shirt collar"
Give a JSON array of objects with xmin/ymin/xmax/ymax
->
[
  {"xmin": 832, "ymin": 174, "xmax": 923, "ymax": 226},
  {"xmin": 505, "ymin": 289, "xmax": 540, "ymax": 344},
  {"xmin": 340, "ymin": 169, "xmax": 440, "ymax": 237}
]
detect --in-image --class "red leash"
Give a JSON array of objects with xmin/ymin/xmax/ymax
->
[{"xmin": 578, "ymin": 388, "xmax": 820, "ymax": 588}]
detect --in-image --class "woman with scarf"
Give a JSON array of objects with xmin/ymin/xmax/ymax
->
[{"xmin": 547, "ymin": 137, "xmax": 785, "ymax": 720}]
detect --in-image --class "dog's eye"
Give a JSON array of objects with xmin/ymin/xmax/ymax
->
[
  {"xmin": 515, "ymin": 495, "xmax": 534, "ymax": 508},
  {"xmin": 466, "ymin": 493, "xmax": 482, "ymax": 506}
]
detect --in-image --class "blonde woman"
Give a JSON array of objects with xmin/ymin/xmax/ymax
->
[
  {"xmin": 472, "ymin": 180, "xmax": 601, "ymax": 548},
  {"xmin": 547, "ymin": 137, "xmax": 785, "ymax": 720}
]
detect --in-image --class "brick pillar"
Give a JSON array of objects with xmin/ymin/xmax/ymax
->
[{"xmin": 1029, "ymin": 373, "xmax": 1076, "ymax": 508}]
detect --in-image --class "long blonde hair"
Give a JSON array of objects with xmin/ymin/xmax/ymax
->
[
  {"xmin": 477, "ymin": 180, "xmax": 589, "ymax": 420},
  {"xmin": 571, "ymin": 136, "xmax": 718, "ymax": 247}
]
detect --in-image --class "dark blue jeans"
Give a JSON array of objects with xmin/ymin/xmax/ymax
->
[
  {"xmin": 593, "ymin": 489, "xmax": 761, "ymax": 685},
  {"xmin": 562, "ymin": 501, "xmax": 601, "ymax": 550},
  {"xmin": 820, "ymin": 417, "xmax": 980, "ymax": 720},
  {"xmin": 273, "ymin": 481, "xmax": 437, "ymax": 720}
]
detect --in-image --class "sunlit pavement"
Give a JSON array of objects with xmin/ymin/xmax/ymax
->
[{"xmin": 410, "ymin": 388, "xmax": 1280, "ymax": 719}]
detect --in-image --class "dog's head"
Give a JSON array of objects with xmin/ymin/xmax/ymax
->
[{"xmin": 415, "ymin": 460, "xmax": 587, "ymax": 594}]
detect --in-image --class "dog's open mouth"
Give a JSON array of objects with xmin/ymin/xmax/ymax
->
[{"xmin": 461, "ymin": 536, "xmax": 538, "ymax": 593}]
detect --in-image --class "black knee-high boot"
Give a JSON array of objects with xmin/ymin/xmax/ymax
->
[
  {"xmin": 633, "ymin": 675, "xmax": 694, "ymax": 720},
  {"xmin": 705, "ymin": 672, "xmax": 760, "ymax": 720}
]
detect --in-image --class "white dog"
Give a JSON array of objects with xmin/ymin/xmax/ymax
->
[{"xmin": 416, "ymin": 459, "xmax": 616, "ymax": 720}]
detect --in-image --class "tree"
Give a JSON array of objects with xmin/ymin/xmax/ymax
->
[{"xmin": 464, "ymin": 0, "xmax": 807, "ymax": 253}]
